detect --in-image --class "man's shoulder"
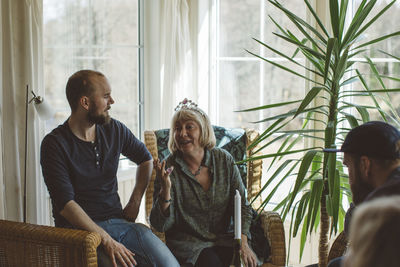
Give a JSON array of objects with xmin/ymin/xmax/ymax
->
[
  {"xmin": 40, "ymin": 122, "xmax": 74, "ymax": 159},
  {"xmin": 42, "ymin": 122, "xmax": 70, "ymax": 145},
  {"xmin": 368, "ymin": 170, "xmax": 400, "ymax": 200},
  {"xmin": 99, "ymin": 118, "xmax": 129, "ymax": 133}
]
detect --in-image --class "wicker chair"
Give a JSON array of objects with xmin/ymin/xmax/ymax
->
[
  {"xmin": 327, "ymin": 231, "xmax": 348, "ymax": 263},
  {"xmin": 144, "ymin": 127, "xmax": 286, "ymax": 267},
  {"xmin": 0, "ymin": 219, "xmax": 101, "ymax": 267}
]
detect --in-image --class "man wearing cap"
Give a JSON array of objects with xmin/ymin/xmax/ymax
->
[
  {"xmin": 309, "ymin": 121, "xmax": 400, "ymax": 267},
  {"xmin": 331, "ymin": 121, "xmax": 400, "ymax": 229}
]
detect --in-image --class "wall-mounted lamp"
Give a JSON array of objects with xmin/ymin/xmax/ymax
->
[{"xmin": 24, "ymin": 85, "xmax": 54, "ymax": 223}]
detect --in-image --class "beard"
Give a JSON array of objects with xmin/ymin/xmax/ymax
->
[
  {"xmin": 351, "ymin": 166, "xmax": 375, "ymax": 205},
  {"xmin": 87, "ymin": 101, "xmax": 111, "ymax": 125}
]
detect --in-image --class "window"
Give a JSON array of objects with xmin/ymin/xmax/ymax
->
[
  {"xmin": 43, "ymin": 0, "xmax": 143, "ymax": 224},
  {"xmin": 210, "ymin": 2, "xmax": 309, "ymax": 264},
  {"xmin": 350, "ymin": 0, "xmax": 400, "ymax": 123},
  {"xmin": 210, "ymin": 1, "xmax": 399, "ymax": 264},
  {"xmin": 211, "ymin": 0, "xmax": 306, "ymax": 131},
  {"xmin": 43, "ymin": 0, "xmax": 143, "ymax": 136},
  {"xmin": 211, "ymin": 0, "xmax": 306, "ymax": 207}
]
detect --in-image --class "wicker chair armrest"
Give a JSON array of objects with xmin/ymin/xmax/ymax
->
[
  {"xmin": 245, "ymin": 128, "xmax": 263, "ymax": 208},
  {"xmin": 143, "ymin": 131, "xmax": 167, "ymax": 243},
  {"xmin": 144, "ymin": 130, "xmax": 159, "ymax": 223},
  {"xmin": 328, "ymin": 231, "xmax": 348, "ymax": 262},
  {"xmin": 0, "ymin": 219, "xmax": 101, "ymax": 267},
  {"xmin": 259, "ymin": 211, "xmax": 286, "ymax": 267}
]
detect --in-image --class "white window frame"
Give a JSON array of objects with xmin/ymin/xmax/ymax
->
[{"xmin": 41, "ymin": 0, "xmax": 145, "ymax": 225}]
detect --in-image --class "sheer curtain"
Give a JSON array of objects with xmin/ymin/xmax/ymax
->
[
  {"xmin": 0, "ymin": 0, "xmax": 46, "ymax": 223},
  {"xmin": 159, "ymin": 0, "xmax": 194, "ymax": 128}
]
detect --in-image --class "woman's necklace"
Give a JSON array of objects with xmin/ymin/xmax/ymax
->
[
  {"xmin": 192, "ymin": 165, "xmax": 202, "ymax": 176},
  {"xmin": 187, "ymin": 150, "xmax": 204, "ymax": 176}
]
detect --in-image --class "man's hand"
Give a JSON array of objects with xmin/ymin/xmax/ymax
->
[
  {"xmin": 123, "ymin": 201, "xmax": 140, "ymax": 222},
  {"xmin": 60, "ymin": 201, "xmax": 137, "ymax": 267},
  {"xmin": 102, "ymin": 235, "xmax": 137, "ymax": 267}
]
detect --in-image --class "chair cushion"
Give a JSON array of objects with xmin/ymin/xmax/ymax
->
[{"xmin": 154, "ymin": 126, "xmax": 248, "ymax": 187}]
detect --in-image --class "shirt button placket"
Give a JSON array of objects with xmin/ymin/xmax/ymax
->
[{"xmin": 94, "ymin": 145, "xmax": 100, "ymax": 168}]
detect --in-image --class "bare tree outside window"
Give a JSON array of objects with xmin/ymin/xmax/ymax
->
[{"xmin": 43, "ymin": 0, "xmax": 140, "ymax": 135}]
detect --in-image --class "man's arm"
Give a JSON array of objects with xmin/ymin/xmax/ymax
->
[
  {"xmin": 123, "ymin": 159, "xmax": 153, "ymax": 221},
  {"xmin": 61, "ymin": 200, "xmax": 136, "ymax": 267}
]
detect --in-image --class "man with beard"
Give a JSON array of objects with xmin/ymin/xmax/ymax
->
[
  {"xmin": 306, "ymin": 121, "xmax": 400, "ymax": 267},
  {"xmin": 40, "ymin": 70, "xmax": 179, "ymax": 267},
  {"xmin": 323, "ymin": 121, "xmax": 400, "ymax": 267}
]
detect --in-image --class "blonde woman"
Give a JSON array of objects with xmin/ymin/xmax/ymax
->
[{"xmin": 150, "ymin": 99, "xmax": 258, "ymax": 267}]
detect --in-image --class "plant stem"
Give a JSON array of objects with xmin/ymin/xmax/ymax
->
[
  {"xmin": 319, "ymin": 184, "xmax": 330, "ymax": 267},
  {"xmin": 319, "ymin": 78, "xmax": 339, "ymax": 266}
]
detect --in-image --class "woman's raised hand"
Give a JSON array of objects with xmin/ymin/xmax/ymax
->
[
  {"xmin": 154, "ymin": 159, "xmax": 173, "ymax": 214},
  {"xmin": 154, "ymin": 159, "xmax": 173, "ymax": 192}
]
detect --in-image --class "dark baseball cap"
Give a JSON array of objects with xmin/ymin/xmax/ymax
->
[{"xmin": 324, "ymin": 121, "xmax": 400, "ymax": 159}]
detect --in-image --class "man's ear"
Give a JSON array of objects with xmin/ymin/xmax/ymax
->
[
  {"xmin": 359, "ymin": 156, "xmax": 371, "ymax": 178},
  {"xmin": 80, "ymin": 96, "xmax": 90, "ymax": 111}
]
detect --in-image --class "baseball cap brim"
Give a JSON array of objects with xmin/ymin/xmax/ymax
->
[{"xmin": 323, "ymin": 148, "xmax": 342, "ymax": 153}]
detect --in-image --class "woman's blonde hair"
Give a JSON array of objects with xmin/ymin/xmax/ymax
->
[
  {"xmin": 344, "ymin": 196, "xmax": 400, "ymax": 267},
  {"xmin": 168, "ymin": 106, "xmax": 216, "ymax": 154}
]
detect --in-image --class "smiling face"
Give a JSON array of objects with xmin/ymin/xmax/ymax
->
[
  {"xmin": 168, "ymin": 107, "xmax": 216, "ymax": 154},
  {"xmin": 87, "ymin": 75, "xmax": 114, "ymax": 125},
  {"xmin": 173, "ymin": 119, "xmax": 202, "ymax": 155}
]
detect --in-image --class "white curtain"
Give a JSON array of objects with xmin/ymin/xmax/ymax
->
[
  {"xmin": 159, "ymin": 0, "xmax": 194, "ymax": 128},
  {"xmin": 0, "ymin": 0, "xmax": 44, "ymax": 223}
]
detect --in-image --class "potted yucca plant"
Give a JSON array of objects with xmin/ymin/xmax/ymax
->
[{"xmin": 242, "ymin": 1, "xmax": 400, "ymax": 266}]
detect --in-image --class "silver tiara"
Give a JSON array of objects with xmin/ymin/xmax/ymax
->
[{"xmin": 174, "ymin": 98, "xmax": 205, "ymax": 116}]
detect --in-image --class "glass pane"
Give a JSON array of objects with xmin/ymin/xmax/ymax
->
[
  {"xmin": 260, "ymin": 61, "xmax": 305, "ymax": 204},
  {"xmin": 44, "ymin": 0, "xmax": 139, "ymax": 135},
  {"xmin": 262, "ymin": 61, "xmax": 306, "ymax": 130},
  {"xmin": 218, "ymin": 61, "xmax": 260, "ymax": 128},
  {"xmin": 352, "ymin": 0, "xmax": 400, "ymax": 57},
  {"xmin": 109, "ymin": 48, "xmax": 139, "ymax": 132},
  {"xmin": 218, "ymin": 60, "xmax": 306, "ymax": 129},
  {"xmin": 219, "ymin": 0, "xmax": 306, "ymax": 58},
  {"xmin": 262, "ymin": 1, "xmax": 307, "ymax": 58},
  {"xmin": 350, "ymin": 61, "xmax": 400, "ymax": 124},
  {"xmin": 219, "ymin": 0, "xmax": 261, "ymax": 57},
  {"xmin": 44, "ymin": 0, "xmax": 138, "ymax": 47}
]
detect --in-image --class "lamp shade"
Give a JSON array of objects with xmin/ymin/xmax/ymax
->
[{"xmin": 33, "ymin": 96, "xmax": 54, "ymax": 120}]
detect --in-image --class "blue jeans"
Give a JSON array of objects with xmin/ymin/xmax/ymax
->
[{"xmin": 96, "ymin": 218, "xmax": 179, "ymax": 267}]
